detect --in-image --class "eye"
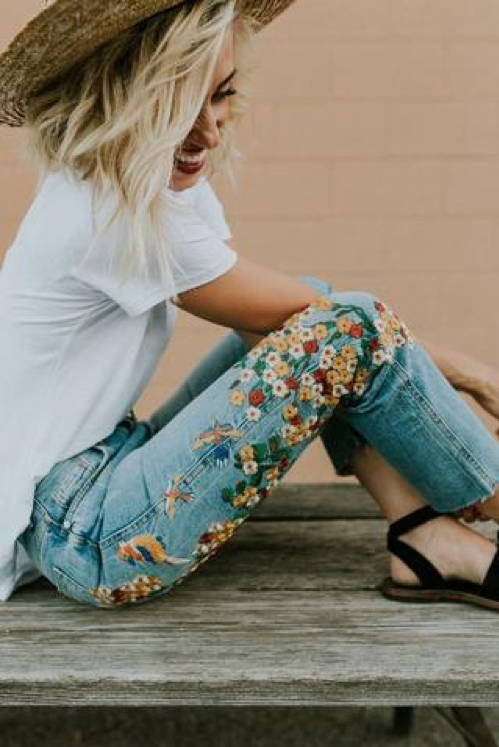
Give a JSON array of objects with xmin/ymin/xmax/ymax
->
[{"xmin": 213, "ymin": 87, "xmax": 238, "ymax": 102}]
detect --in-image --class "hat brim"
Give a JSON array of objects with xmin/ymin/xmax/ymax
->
[{"xmin": 0, "ymin": 0, "xmax": 296, "ymax": 127}]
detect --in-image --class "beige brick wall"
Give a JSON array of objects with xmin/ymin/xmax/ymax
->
[{"xmin": 1, "ymin": 0, "xmax": 498, "ymax": 485}]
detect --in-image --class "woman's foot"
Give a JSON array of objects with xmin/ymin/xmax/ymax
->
[{"xmin": 390, "ymin": 512, "xmax": 497, "ymax": 587}]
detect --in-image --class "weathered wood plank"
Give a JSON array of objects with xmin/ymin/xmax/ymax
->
[
  {"xmin": 2, "ymin": 506, "xmax": 499, "ymax": 707},
  {"xmin": 1, "ymin": 588, "xmax": 499, "ymax": 706},
  {"xmin": 248, "ymin": 483, "xmax": 382, "ymax": 520}
]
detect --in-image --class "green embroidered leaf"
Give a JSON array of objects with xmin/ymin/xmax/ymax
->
[
  {"xmin": 268, "ymin": 435, "xmax": 280, "ymax": 453},
  {"xmin": 229, "ymin": 380, "xmax": 241, "ymax": 390},
  {"xmin": 253, "ymin": 443, "xmax": 267, "ymax": 461},
  {"xmin": 236, "ymin": 480, "xmax": 247, "ymax": 493}
]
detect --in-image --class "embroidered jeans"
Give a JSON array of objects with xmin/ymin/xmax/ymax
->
[{"xmin": 19, "ymin": 275, "xmax": 499, "ymax": 609}]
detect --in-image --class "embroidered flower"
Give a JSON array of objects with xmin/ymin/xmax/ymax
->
[
  {"xmin": 262, "ymin": 368, "xmax": 277, "ymax": 384},
  {"xmin": 239, "ymin": 445, "xmax": 256, "ymax": 462},
  {"xmin": 336, "ymin": 316, "xmax": 352, "ymax": 334},
  {"xmin": 89, "ymin": 574, "xmax": 164, "ymax": 607},
  {"xmin": 247, "ymin": 406, "xmax": 262, "ymax": 421},
  {"xmin": 243, "ymin": 460, "xmax": 259, "ymax": 476},
  {"xmin": 230, "ymin": 389, "xmax": 246, "ymax": 407}
]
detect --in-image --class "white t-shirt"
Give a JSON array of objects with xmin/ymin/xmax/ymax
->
[{"xmin": 0, "ymin": 168, "xmax": 237, "ymax": 602}]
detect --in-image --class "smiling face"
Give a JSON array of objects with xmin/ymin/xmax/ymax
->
[{"xmin": 169, "ymin": 22, "xmax": 236, "ymax": 191}]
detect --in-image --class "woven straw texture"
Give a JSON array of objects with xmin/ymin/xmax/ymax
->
[{"xmin": 0, "ymin": 0, "xmax": 296, "ymax": 127}]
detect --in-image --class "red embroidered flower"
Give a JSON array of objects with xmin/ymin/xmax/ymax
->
[
  {"xmin": 278, "ymin": 457, "xmax": 290, "ymax": 471},
  {"xmin": 314, "ymin": 369, "xmax": 326, "ymax": 382},
  {"xmin": 369, "ymin": 337, "xmax": 380, "ymax": 351},
  {"xmin": 285, "ymin": 376, "xmax": 299, "ymax": 390},
  {"xmin": 291, "ymin": 415, "xmax": 302, "ymax": 427},
  {"xmin": 349, "ymin": 324, "xmax": 363, "ymax": 339},
  {"xmin": 303, "ymin": 340, "xmax": 318, "ymax": 355},
  {"xmin": 249, "ymin": 389, "xmax": 265, "ymax": 407}
]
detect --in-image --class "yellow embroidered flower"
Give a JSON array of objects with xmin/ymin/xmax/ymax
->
[
  {"xmin": 325, "ymin": 394, "xmax": 341, "ymax": 407},
  {"xmin": 332, "ymin": 355, "xmax": 347, "ymax": 371},
  {"xmin": 389, "ymin": 316, "xmax": 401, "ymax": 331},
  {"xmin": 340, "ymin": 343, "xmax": 357, "ymax": 359},
  {"xmin": 274, "ymin": 361, "xmax": 291, "ymax": 377},
  {"xmin": 230, "ymin": 389, "xmax": 245, "ymax": 407},
  {"xmin": 313, "ymin": 324, "xmax": 328, "ymax": 340},
  {"xmin": 380, "ymin": 332, "xmax": 394, "ymax": 348},
  {"xmin": 299, "ymin": 386, "xmax": 314, "ymax": 401},
  {"xmin": 339, "ymin": 369, "xmax": 353, "ymax": 384},
  {"xmin": 239, "ymin": 445, "xmax": 256, "ymax": 462},
  {"xmin": 283, "ymin": 404, "xmax": 299, "ymax": 421},
  {"xmin": 287, "ymin": 332, "xmax": 302, "ymax": 347},
  {"xmin": 312, "ymin": 297, "xmax": 334, "ymax": 311},
  {"xmin": 266, "ymin": 467, "xmax": 279, "ymax": 480},
  {"xmin": 336, "ymin": 316, "xmax": 352, "ymax": 334},
  {"xmin": 326, "ymin": 370, "xmax": 341, "ymax": 386},
  {"xmin": 273, "ymin": 339, "xmax": 289, "ymax": 352}
]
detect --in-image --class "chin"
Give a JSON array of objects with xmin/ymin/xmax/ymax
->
[{"xmin": 169, "ymin": 171, "xmax": 204, "ymax": 192}]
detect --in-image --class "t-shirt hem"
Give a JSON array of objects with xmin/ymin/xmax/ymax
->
[{"xmin": 173, "ymin": 251, "xmax": 237, "ymax": 296}]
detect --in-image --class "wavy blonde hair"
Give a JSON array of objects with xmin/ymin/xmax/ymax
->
[{"xmin": 22, "ymin": 0, "xmax": 260, "ymax": 295}]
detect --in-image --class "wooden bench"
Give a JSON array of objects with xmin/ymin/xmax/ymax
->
[{"xmin": 1, "ymin": 483, "xmax": 498, "ymax": 745}]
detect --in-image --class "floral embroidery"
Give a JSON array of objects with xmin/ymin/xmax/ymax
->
[
  {"xmin": 117, "ymin": 534, "xmax": 190, "ymax": 567},
  {"xmin": 89, "ymin": 574, "xmax": 164, "ymax": 607},
  {"xmin": 163, "ymin": 474, "xmax": 195, "ymax": 521},
  {"xmin": 227, "ymin": 294, "xmax": 415, "ymax": 419},
  {"xmin": 192, "ymin": 517, "xmax": 245, "ymax": 558},
  {"xmin": 192, "ymin": 419, "xmax": 243, "ymax": 467}
]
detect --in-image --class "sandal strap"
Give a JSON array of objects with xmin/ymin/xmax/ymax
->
[
  {"xmin": 387, "ymin": 505, "xmax": 450, "ymax": 588},
  {"xmin": 388, "ymin": 505, "xmax": 444, "ymax": 539},
  {"xmin": 482, "ymin": 547, "xmax": 499, "ymax": 598}
]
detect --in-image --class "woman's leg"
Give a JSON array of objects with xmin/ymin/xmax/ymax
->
[
  {"xmin": 81, "ymin": 283, "xmax": 499, "ymax": 608},
  {"xmin": 347, "ymin": 443, "xmax": 497, "ymax": 586}
]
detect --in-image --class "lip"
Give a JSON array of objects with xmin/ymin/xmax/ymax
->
[{"xmin": 174, "ymin": 152, "xmax": 206, "ymax": 175}]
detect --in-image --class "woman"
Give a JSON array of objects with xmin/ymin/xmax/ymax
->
[{"xmin": 1, "ymin": 0, "xmax": 499, "ymax": 610}]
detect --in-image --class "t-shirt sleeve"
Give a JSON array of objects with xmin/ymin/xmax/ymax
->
[{"xmin": 71, "ymin": 177, "xmax": 237, "ymax": 317}]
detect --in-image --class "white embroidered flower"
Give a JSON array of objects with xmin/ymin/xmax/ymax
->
[
  {"xmin": 299, "ymin": 328, "xmax": 315, "ymax": 342},
  {"xmin": 247, "ymin": 494, "xmax": 262, "ymax": 509},
  {"xmin": 265, "ymin": 351, "xmax": 281, "ymax": 367},
  {"xmin": 289, "ymin": 344, "xmax": 305, "ymax": 359},
  {"xmin": 282, "ymin": 424, "xmax": 296, "ymax": 438},
  {"xmin": 345, "ymin": 358, "xmax": 357, "ymax": 374},
  {"xmin": 240, "ymin": 369, "xmax": 254, "ymax": 383},
  {"xmin": 314, "ymin": 395, "xmax": 326, "ymax": 409},
  {"xmin": 374, "ymin": 318, "xmax": 387, "ymax": 333},
  {"xmin": 243, "ymin": 460, "xmax": 259, "ymax": 476},
  {"xmin": 319, "ymin": 356, "xmax": 333, "ymax": 370},
  {"xmin": 323, "ymin": 345, "xmax": 337, "ymax": 358},
  {"xmin": 301, "ymin": 373, "xmax": 315, "ymax": 387},
  {"xmin": 273, "ymin": 380, "xmax": 289, "ymax": 398},
  {"xmin": 247, "ymin": 406, "xmax": 262, "ymax": 421},
  {"xmin": 262, "ymin": 368, "xmax": 277, "ymax": 383},
  {"xmin": 333, "ymin": 383, "xmax": 350, "ymax": 397},
  {"xmin": 394, "ymin": 333, "xmax": 406, "ymax": 348},
  {"xmin": 373, "ymin": 350, "xmax": 386, "ymax": 365},
  {"xmin": 312, "ymin": 383, "xmax": 324, "ymax": 396}
]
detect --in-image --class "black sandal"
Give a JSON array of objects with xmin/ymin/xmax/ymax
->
[{"xmin": 379, "ymin": 504, "xmax": 499, "ymax": 612}]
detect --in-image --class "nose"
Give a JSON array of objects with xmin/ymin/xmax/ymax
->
[{"xmin": 190, "ymin": 104, "xmax": 223, "ymax": 151}]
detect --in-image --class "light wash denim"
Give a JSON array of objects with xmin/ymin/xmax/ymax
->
[{"xmin": 19, "ymin": 275, "xmax": 499, "ymax": 609}]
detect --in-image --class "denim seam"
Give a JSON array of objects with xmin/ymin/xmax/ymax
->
[{"xmin": 390, "ymin": 354, "xmax": 498, "ymax": 492}]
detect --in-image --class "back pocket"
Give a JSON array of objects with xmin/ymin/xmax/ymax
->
[{"xmin": 34, "ymin": 445, "xmax": 112, "ymax": 522}]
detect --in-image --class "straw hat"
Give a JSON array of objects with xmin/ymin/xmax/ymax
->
[{"xmin": 0, "ymin": 0, "xmax": 296, "ymax": 127}]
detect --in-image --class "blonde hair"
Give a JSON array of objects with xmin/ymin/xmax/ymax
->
[{"xmin": 22, "ymin": 0, "xmax": 260, "ymax": 296}]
